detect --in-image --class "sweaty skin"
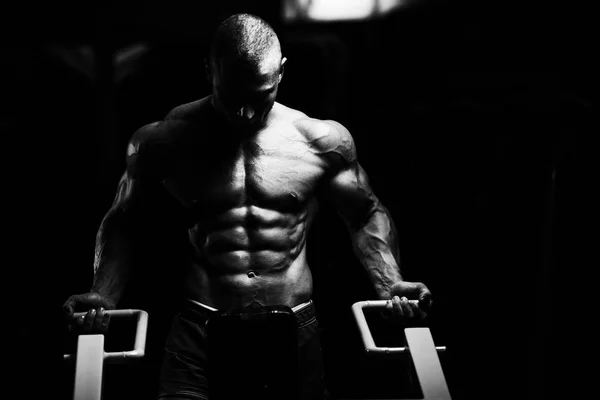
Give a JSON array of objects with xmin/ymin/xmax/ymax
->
[
  {"xmin": 91, "ymin": 95, "xmax": 402, "ymax": 311},
  {"xmin": 67, "ymin": 14, "xmax": 431, "ymax": 343},
  {"xmin": 169, "ymin": 97, "xmax": 323, "ymax": 310}
]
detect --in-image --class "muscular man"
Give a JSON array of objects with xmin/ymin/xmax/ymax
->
[{"xmin": 63, "ymin": 13, "xmax": 432, "ymax": 400}]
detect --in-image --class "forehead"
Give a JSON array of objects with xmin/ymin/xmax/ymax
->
[{"xmin": 213, "ymin": 50, "xmax": 281, "ymax": 85}]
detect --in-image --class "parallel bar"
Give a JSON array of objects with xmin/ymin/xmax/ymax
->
[
  {"xmin": 353, "ymin": 300, "xmax": 378, "ymax": 352},
  {"xmin": 351, "ymin": 300, "xmax": 451, "ymax": 400},
  {"xmin": 351, "ymin": 300, "xmax": 445, "ymax": 355},
  {"xmin": 64, "ymin": 309, "xmax": 149, "ymax": 363},
  {"xmin": 73, "ymin": 334, "xmax": 104, "ymax": 400},
  {"xmin": 405, "ymin": 328, "xmax": 451, "ymax": 400},
  {"xmin": 105, "ymin": 309, "xmax": 149, "ymax": 363}
]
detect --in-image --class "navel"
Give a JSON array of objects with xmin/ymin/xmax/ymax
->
[{"xmin": 247, "ymin": 270, "xmax": 258, "ymax": 278}]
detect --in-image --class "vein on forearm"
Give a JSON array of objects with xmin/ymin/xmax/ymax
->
[
  {"xmin": 348, "ymin": 202, "xmax": 403, "ymax": 298},
  {"xmin": 90, "ymin": 209, "xmax": 134, "ymax": 303}
]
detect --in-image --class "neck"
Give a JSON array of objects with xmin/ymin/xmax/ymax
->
[{"xmin": 209, "ymin": 95, "xmax": 275, "ymax": 139}]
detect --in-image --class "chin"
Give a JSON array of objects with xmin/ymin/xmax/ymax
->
[{"xmin": 234, "ymin": 118, "xmax": 265, "ymax": 131}]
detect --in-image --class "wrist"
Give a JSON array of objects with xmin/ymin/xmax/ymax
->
[
  {"xmin": 375, "ymin": 285, "xmax": 392, "ymax": 300},
  {"xmin": 89, "ymin": 289, "xmax": 119, "ymax": 309}
]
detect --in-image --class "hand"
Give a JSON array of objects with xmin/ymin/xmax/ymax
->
[
  {"xmin": 62, "ymin": 292, "xmax": 115, "ymax": 334},
  {"xmin": 383, "ymin": 281, "xmax": 432, "ymax": 323}
]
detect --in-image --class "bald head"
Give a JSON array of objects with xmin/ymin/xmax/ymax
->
[
  {"xmin": 209, "ymin": 13, "xmax": 282, "ymax": 74},
  {"xmin": 207, "ymin": 14, "xmax": 286, "ymax": 131}
]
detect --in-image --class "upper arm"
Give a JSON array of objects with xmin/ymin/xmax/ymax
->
[
  {"xmin": 109, "ymin": 122, "xmax": 162, "ymax": 215},
  {"xmin": 314, "ymin": 121, "xmax": 379, "ymax": 229}
]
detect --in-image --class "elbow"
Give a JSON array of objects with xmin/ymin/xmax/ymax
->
[
  {"xmin": 362, "ymin": 203, "xmax": 380, "ymax": 227},
  {"xmin": 346, "ymin": 200, "xmax": 380, "ymax": 232}
]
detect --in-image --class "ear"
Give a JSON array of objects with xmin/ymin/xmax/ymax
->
[
  {"xmin": 204, "ymin": 58, "xmax": 212, "ymax": 82},
  {"xmin": 279, "ymin": 57, "xmax": 287, "ymax": 83}
]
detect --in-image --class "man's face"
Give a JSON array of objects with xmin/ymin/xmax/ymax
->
[{"xmin": 208, "ymin": 52, "xmax": 285, "ymax": 131}]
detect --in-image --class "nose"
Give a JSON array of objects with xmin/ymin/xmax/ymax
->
[{"xmin": 236, "ymin": 105, "xmax": 255, "ymax": 120}]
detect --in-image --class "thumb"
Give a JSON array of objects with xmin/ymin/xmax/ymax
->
[
  {"xmin": 390, "ymin": 281, "xmax": 421, "ymax": 298},
  {"xmin": 62, "ymin": 298, "xmax": 75, "ymax": 319},
  {"xmin": 417, "ymin": 286, "xmax": 433, "ymax": 311},
  {"xmin": 63, "ymin": 293, "xmax": 111, "ymax": 317}
]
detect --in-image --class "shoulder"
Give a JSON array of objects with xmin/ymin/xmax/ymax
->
[
  {"xmin": 163, "ymin": 96, "xmax": 212, "ymax": 124},
  {"xmin": 127, "ymin": 96, "xmax": 212, "ymax": 163},
  {"xmin": 127, "ymin": 121, "xmax": 169, "ymax": 167},
  {"xmin": 278, "ymin": 104, "xmax": 356, "ymax": 166}
]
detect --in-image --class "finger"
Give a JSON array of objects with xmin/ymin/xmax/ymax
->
[
  {"xmin": 69, "ymin": 313, "xmax": 85, "ymax": 334},
  {"xmin": 101, "ymin": 311, "xmax": 111, "ymax": 332},
  {"xmin": 92, "ymin": 308, "xmax": 105, "ymax": 332},
  {"xmin": 418, "ymin": 288, "xmax": 433, "ymax": 310},
  {"xmin": 385, "ymin": 298, "xmax": 394, "ymax": 313},
  {"xmin": 401, "ymin": 297, "xmax": 414, "ymax": 319},
  {"xmin": 94, "ymin": 308, "xmax": 110, "ymax": 333},
  {"xmin": 420, "ymin": 299, "xmax": 433, "ymax": 314},
  {"xmin": 62, "ymin": 298, "xmax": 76, "ymax": 320},
  {"xmin": 409, "ymin": 301, "xmax": 427, "ymax": 320},
  {"xmin": 82, "ymin": 309, "xmax": 96, "ymax": 333},
  {"xmin": 75, "ymin": 313, "xmax": 85, "ymax": 327},
  {"xmin": 392, "ymin": 296, "xmax": 404, "ymax": 317}
]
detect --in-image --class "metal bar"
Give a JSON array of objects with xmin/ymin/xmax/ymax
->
[
  {"xmin": 351, "ymin": 300, "xmax": 451, "ymax": 399},
  {"xmin": 351, "ymin": 300, "xmax": 446, "ymax": 355},
  {"xmin": 405, "ymin": 328, "xmax": 451, "ymax": 400},
  {"xmin": 73, "ymin": 334, "xmax": 104, "ymax": 400},
  {"xmin": 64, "ymin": 309, "xmax": 149, "ymax": 363},
  {"xmin": 66, "ymin": 309, "xmax": 149, "ymax": 400},
  {"xmin": 105, "ymin": 309, "xmax": 149, "ymax": 363}
]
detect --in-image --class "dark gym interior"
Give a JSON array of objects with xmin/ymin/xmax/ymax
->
[{"xmin": 4, "ymin": 0, "xmax": 595, "ymax": 399}]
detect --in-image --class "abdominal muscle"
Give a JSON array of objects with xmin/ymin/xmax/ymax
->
[{"xmin": 182, "ymin": 210, "xmax": 314, "ymax": 311}]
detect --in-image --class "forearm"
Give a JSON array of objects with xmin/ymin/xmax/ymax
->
[
  {"xmin": 348, "ymin": 203, "xmax": 403, "ymax": 299},
  {"xmin": 91, "ymin": 210, "xmax": 135, "ymax": 305}
]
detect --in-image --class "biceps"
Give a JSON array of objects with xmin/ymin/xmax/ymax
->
[
  {"xmin": 111, "ymin": 170, "xmax": 142, "ymax": 212},
  {"xmin": 328, "ymin": 163, "xmax": 378, "ymax": 225}
]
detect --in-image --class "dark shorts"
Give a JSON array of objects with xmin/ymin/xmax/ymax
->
[{"xmin": 158, "ymin": 299, "xmax": 330, "ymax": 400}]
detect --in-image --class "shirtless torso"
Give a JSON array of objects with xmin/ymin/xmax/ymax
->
[
  {"xmin": 72, "ymin": 15, "xmax": 429, "ymax": 370},
  {"xmin": 124, "ymin": 96, "xmax": 350, "ymax": 311}
]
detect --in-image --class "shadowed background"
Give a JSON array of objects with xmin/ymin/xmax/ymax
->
[{"xmin": 2, "ymin": 0, "xmax": 596, "ymax": 399}]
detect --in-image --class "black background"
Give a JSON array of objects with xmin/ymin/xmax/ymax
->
[{"xmin": 3, "ymin": 0, "xmax": 596, "ymax": 399}]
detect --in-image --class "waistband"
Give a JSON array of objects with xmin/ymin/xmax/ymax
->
[{"xmin": 182, "ymin": 298, "xmax": 316, "ymax": 327}]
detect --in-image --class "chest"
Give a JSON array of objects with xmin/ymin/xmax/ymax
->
[{"xmin": 162, "ymin": 138, "xmax": 327, "ymax": 212}]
